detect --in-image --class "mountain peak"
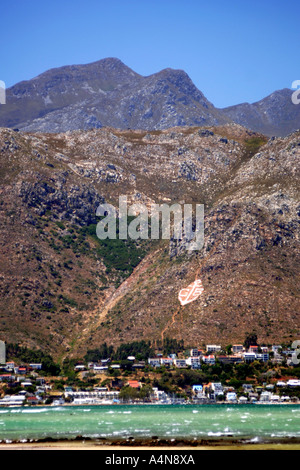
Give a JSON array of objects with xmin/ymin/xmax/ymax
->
[
  {"xmin": 0, "ymin": 59, "xmax": 299, "ymax": 136},
  {"xmin": 0, "ymin": 58, "xmax": 229, "ymax": 132}
]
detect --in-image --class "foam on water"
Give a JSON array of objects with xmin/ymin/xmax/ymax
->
[{"xmin": 0, "ymin": 404, "xmax": 299, "ymax": 442}]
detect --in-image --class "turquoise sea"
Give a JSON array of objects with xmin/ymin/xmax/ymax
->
[{"xmin": 0, "ymin": 404, "xmax": 299, "ymax": 443}]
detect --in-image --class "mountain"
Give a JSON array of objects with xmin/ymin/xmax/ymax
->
[
  {"xmin": 0, "ymin": 58, "xmax": 298, "ymax": 136},
  {"xmin": 0, "ymin": 58, "xmax": 230, "ymax": 133},
  {"xmin": 0, "ymin": 123, "xmax": 299, "ymax": 359},
  {"xmin": 221, "ymin": 89, "xmax": 300, "ymax": 137}
]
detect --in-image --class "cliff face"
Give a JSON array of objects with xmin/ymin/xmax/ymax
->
[{"xmin": 0, "ymin": 124, "xmax": 299, "ymax": 358}]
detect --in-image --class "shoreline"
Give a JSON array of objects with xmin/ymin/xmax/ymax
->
[
  {"xmin": 1, "ymin": 401, "xmax": 300, "ymax": 408},
  {"xmin": 1, "ymin": 439, "xmax": 300, "ymax": 451},
  {"xmin": 1, "ymin": 436, "xmax": 300, "ymax": 450}
]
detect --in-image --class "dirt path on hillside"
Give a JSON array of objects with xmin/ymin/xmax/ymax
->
[{"xmin": 76, "ymin": 247, "xmax": 164, "ymax": 348}]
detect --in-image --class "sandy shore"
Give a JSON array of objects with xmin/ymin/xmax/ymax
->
[{"xmin": 1, "ymin": 440, "xmax": 300, "ymax": 450}]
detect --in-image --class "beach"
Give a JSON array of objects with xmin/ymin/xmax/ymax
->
[{"xmin": 1, "ymin": 440, "xmax": 300, "ymax": 450}]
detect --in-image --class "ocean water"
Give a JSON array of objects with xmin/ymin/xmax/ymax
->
[{"xmin": 0, "ymin": 404, "xmax": 299, "ymax": 443}]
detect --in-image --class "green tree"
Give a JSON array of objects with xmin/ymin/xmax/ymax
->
[
  {"xmin": 244, "ymin": 333, "xmax": 258, "ymax": 350},
  {"xmin": 119, "ymin": 386, "xmax": 139, "ymax": 401}
]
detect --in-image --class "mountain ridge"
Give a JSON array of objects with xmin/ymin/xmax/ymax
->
[
  {"xmin": 221, "ymin": 88, "xmax": 300, "ymax": 137},
  {"xmin": 1, "ymin": 58, "xmax": 298, "ymax": 136}
]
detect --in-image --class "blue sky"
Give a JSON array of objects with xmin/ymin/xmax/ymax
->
[{"xmin": 0, "ymin": 0, "xmax": 299, "ymax": 107}]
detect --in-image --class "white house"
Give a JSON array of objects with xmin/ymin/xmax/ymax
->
[
  {"xmin": 226, "ymin": 392, "xmax": 237, "ymax": 402},
  {"xmin": 232, "ymin": 344, "xmax": 244, "ymax": 354},
  {"xmin": 174, "ymin": 359, "xmax": 187, "ymax": 368},
  {"xmin": 238, "ymin": 396, "xmax": 248, "ymax": 403},
  {"xmin": 29, "ymin": 363, "xmax": 42, "ymax": 370},
  {"xmin": 206, "ymin": 345, "xmax": 221, "ymax": 353},
  {"xmin": 260, "ymin": 391, "xmax": 272, "ymax": 402},
  {"xmin": 160, "ymin": 358, "xmax": 173, "ymax": 367},
  {"xmin": 211, "ymin": 383, "xmax": 223, "ymax": 395},
  {"xmin": 0, "ymin": 395, "xmax": 25, "ymax": 406},
  {"xmin": 190, "ymin": 349, "xmax": 201, "ymax": 357},
  {"xmin": 202, "ymin": 355, "xmax": 215, "ymax": 365},
  {"xmin": 256, "ymin": 353, "xmax": 269, "ymax": 362},
  {"xmin": 186, "ymin": 357, "xmax": 201, "ymax": 369},
  {"xmin": 148, "ymin": 358, "xmax": 161, "ymax": 368},
  {"xmin": 287, "ymin": 379, "xmax": 300, "ymax": 387},
  {"xmin": 243, "ymin": 352, "xmax": 256, "ymax": 363}
]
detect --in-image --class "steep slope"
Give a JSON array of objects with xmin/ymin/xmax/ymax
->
[{"xmin": 0, "ymin": 124, "xmax": 299, "ymax": 359}]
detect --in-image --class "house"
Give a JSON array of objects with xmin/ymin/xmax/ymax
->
[
  {"xmin": 276, "ymin": 381, "xmax": 286, "ymax": 387},
  {"xmin": 190, "ymin": 349, "xmax": 201, "ymax": 357},
  {"xmin": 27, "ymin": 396, "xmax": 39, "ymax": 405},
  {"xmin": 256, "ymin": 353, "xmax": 269, "ymax": 362},
  {"xmin": 202, "ymin": 355, "xmax": 215, "ymax": 365},
  {"xmin": 132, "ymin": 362, "xmax": 145, "ymax": 370},
  {"xmin": 127, "ymin": 380, "xmax": 140, "ymax": 389},
  {"xmin": 232, "ymin": 345, "xmax": 244, "ymax": 354},
  {"xmin": 174, "ymin": 359, "xmax": 187, "ymax": 368},
  {"xmin": 272, "ymin": 353, "xmax": 284, "ymax": 364},
  {"xmin": 287, "ymin": 379, "xmax": 300, "ymax": 387},
  {"xmin": 238, "ymin": 396, "xmax": 248, "ymax": 403},
  {"xmin": 192, "ymin": 385, "xmax": 203, "ymax": 394},
  {"xmin": 29, "ymin": 363, "xmax": 42, "ymax": 370},
  {"xmin": 0, "ymin": 395, "xmax": 26, "ymax": 406},
  {"xmin": 21, "ymin": 381, "xmax": 33, "ymax": 387},
  {"xmin": 218, "ymin": 355, "xmax": 243, "ymax": 364},
  {"xmin": 151, "ymin": 387, "xmax": 169, "ymax": 402},
  {"xmin": 206, "ymin": 345, "xmax": 221, "ymax": 353},
  {"xmin": 203, "ymin": 383, "xmax": 220, "ymax": 400},
  {"xmin": 243, "ymin": 352, "xmax": 256, "ymax": 363},
  {"xmin": 160, "ymin": 358, "xmax": 173, "ymax": 367},
  {"xmin": 0, "ymin": 374, "xmax": 13, "ymax": 382},
  {"xmin": 93, "ymin": 365, "xmax": 108, "ymax": 373},
  {"xmin": 260, "ymin": 391, "xmax": 272, "ymax": 402},
  {"xmin": 110, "ymin": 364, "xmax": 121, "ymax": 369},
  {"xmin": 186, "ymin": 357, "xmax": 201, "ymax": 369},
  {"xmin": 249, "ymin": 345, "xmax": 259, "ymax": 354},
  {"xmin": 211, "ymin": 383, "xmax": 223, "ymax": 396},
  {"xmin": 148, "ymin": 358, "xmax": 161, "ymax": 368},
  {"xmin": 226, "ymin": 392, "xmax": 237, "ymax": 402}
]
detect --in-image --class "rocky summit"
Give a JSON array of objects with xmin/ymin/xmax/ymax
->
[
  {"xmin": 0, "ymin": 58, "xmax": 299, "ymax": 137},
  {"xmin": 0, "ymin": 123, "xmax": 299, "ymax": 359},
  {"xmin": 0, "ymin": 58, "xmax": 229, "ymax": 134}
]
